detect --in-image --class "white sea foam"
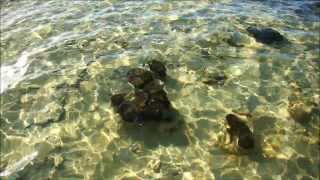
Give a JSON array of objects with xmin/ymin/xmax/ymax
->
[
  {"xmin": 0, "ymin": 32, "xmax": 80, "ymax": 94},
  {"xmin": 0, "ymin": 151, "xmax": 39, "ymax": 177},
  {"xmin": 0, "ymin": 28, "xmax": 89, "ymax": 94},
  {"xmin": 0, "ymin": 52, "xmax": 31, "ymax": 94},
  {"xmin": 0, "ymin": 46, "xmax": 48, "ymax": 94}
]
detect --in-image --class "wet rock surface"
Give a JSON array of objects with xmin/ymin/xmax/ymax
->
[
  {"xmin": 226, "ymin": 114, "xmax": 255, "ymax": 149},
  {"xmin": 247, "ymin": 27, "xmax": 286, "ymax": 45},
  {"xmin": 111, "ymin": 61, "xmax": 178, "ymax": 123}
]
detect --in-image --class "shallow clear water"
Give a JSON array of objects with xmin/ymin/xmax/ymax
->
[{"xmin": 0, "ymin": 0, "xmax": 319, "ymax": 179}]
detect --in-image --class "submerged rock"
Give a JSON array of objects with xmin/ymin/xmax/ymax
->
[
  {"xmin": 226, "ymin": 114, "xmax": 254, "ymax": 149},
  {"xmin": 114, "ymin": 38, "xmax": 129, "ymax": 49},
  {"xmin": 143, "ymin": 92, "xmax": 172, "ymax": 121},
  {"xmin": 127, "ymin": 68, "xmax": 154, "ymax": 89},
  {"xmin": 111, "ymin": 89, "xmax": 174, "ymax": 123},
  {"xmin": 143, "ymin": 79, "xmax": 164, "ymax": 94},
  {"xmin": 148, "ymin": 60, "xmax": 167, "ymax": 81},
  {"xmin": 247, "ymin": 27, "xmax": 286, "ymax": 45},
  {"xmin": 133, "ymin": 90, "xmax": 149, "ymax": 110},
  {"xmin": 203, "ymin": 72, "xmax": 227, "ymax": 86},
  {"xmin": 111, "ymin": 62, "xmax": 177, "ymax": 124},
  {"xmin": 288, "ymin": 101, "xmax": 313, "ymax": 124},
  {"xmin": 110, "ymin": 93, "xmax": 126, "ymax": 108},
  {"xmin": 111, "ymin": 93, "xmax": 141, "ymax": 122},
  {"xmin": 118, "ymin": 101, "xmax": 140, "ymax": 122},
  {"xmin": 200, "ymin": 49, "xmax": 211, "ymax": 58}
]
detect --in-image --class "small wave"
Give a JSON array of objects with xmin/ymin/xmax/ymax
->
[
  {"xmin": 0, "ymin": 151, "xmax": 39, "ymax": 177},
  {"xmin": 1, "ymin": 52, "xmax": 30, "ymax": 94},
  {"xmin": 0, "ymin": 48, "xmax": 45, "ymax": 94}
]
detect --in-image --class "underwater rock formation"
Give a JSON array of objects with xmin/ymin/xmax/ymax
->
[
  {"xmin": 288, "ymin": 102, "xmax": 312, "ymax": 124},
  {"xmin": 142, "ymin": 79, "xmax": 164, "ymax": 94},
  {"xmin": 111, "ymin": 61, "xmax": 177, "ymax": 123},
  {"xmin": 247, "ymin": 27, "xmax": 286, "ymax": 44},
  {"xmin": 226, "ymin": 114, "xmax": 255, "ymax": 149},
  {"xmin": 148, "ymin": 60, "xmax": 167, "ymax": 81},
  {"xmin": 287, "ymin": 100, "xmax": 319, "ymax": 125},
  {"xmin": 202, "ymin": 72, "xmax": 227, "ymax": 86},
  {"xmin": 127, "ymin": 68, "xmax": 154, "ymax": 89}
]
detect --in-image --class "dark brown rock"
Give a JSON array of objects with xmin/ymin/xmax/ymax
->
[
  {"xmin": 111, "ymin": 64, "xmax": 178, "ymax": 124},
  {"xmin": 203, "ymin": 72, "xmax": 227, "ymax": 86},
  {"xmin": 118, "ymin": 101, "xmax": 140, "ymax": 122},
  {"xmin": 111, "ymin": 93, "xmax": 126, "ymax": 107},
  {"xmin": 143, "ymin": 79, "xmax": 164, "ymax": 94},
  {"xmin": 226, "ymin": 114, "xmax": 254, "ymax": 149},
  {"xmin": 148, "ymin": 60, "xmax": 167, "ymax": 81},
  {"xmin": 247, "ymin": 27, "xmax": 286, "ymax": 45},
  {"xmin": 133, "ymin": 90, "xmax": 149, "ymax": 110},
  {"xmin": 149, "ymin": 90, "xmax": 171, "ymax": 108},
  {"xmin": 127, "ymin": 68, "xmax": 154, "ymax": 89}
]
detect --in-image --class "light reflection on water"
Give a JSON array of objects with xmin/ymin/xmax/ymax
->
[{"xmin": 0, "ymin": 0, "xmax": 319, "ymax": 179}]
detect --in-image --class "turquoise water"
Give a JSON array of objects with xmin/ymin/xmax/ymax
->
[{"xmin": 0, "ymin": 0, "xmax": 319, "ymax": 179}]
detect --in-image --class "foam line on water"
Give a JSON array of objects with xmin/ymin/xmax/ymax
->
[
  {"xmin": 0, "ymin": 151, "xmax": 39, "ymax": 177},
  {"xmin": 0, "ymin": 30, "xmax": 85, "ymax": 94},
  {"xmin": 0, "ymin": 47, "xmax": 46, "ymax": 94},
  {"xmin": 1, "ymin": 52, "xmax": 31, "ymax": 94}
]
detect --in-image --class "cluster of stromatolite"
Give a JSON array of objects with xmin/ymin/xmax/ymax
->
[
  {"xmin": 111, "ymin": 60, "xmax": 176, "ymax": 123},
  {"xmin": 225, "ymin": 114, "xmax": 255, "ymax": 149},
  {"xmin": 246, "ymin": 26, "xmax": 287, "ymax": 45}
]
